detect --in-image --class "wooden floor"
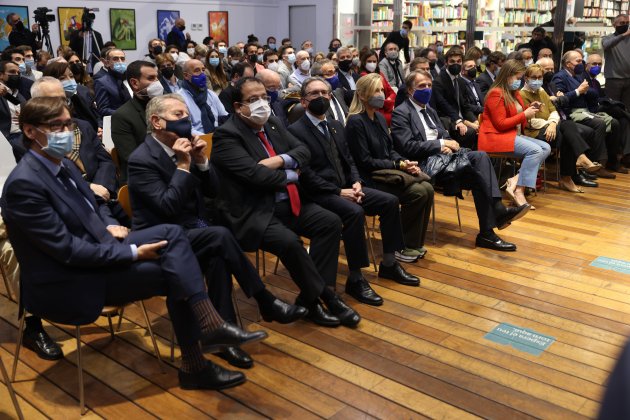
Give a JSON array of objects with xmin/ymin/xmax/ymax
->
[{"xmin": 1, "ymin": 169, "xmax": 630, "ymax": 419}]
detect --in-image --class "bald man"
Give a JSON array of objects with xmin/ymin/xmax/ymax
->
[
  {"xmin": 256, "ymin": 69, "xmax": 289, "ymax": 126},
  {"xmin": 166, "ymin": 18, "xmax": 189, "ymax": 51},
  {"xmin": 180, "ymin": 59, "xmax": 229, "ymax": 134}
]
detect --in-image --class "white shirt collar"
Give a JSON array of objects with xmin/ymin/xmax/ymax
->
[{"xmin": 151, "ymin": 135, "xmax": 175, "ymax": 158}]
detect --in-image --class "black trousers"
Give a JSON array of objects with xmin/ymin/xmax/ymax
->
[
  {"xmin": 575, "ymin": 117, "xmax": 608, "ymax": 162},
  {"xmin": 450, "ymin": 126, "xmax": 478, "ymax": 150},
  {"xmin": 104, "ymin": 224, "xmax": 207, "ymax": 347},
  {"xmin": 186, "ymin": 226, "xmax": 265, "ymax": 324},
  {"xmin": 598, "ymin": 104, "xmax": 630, "ymax": 157},
  {"xmin": 260, "ymin": 201, "xmax": 342, "ymax": 294},
  {"xmin": 315, "ymin": 187, "xmax": 404, "ymax": 271},
  {"xmin": 537, "ymin": 121, "xmax": 590, "ymax": 177}
]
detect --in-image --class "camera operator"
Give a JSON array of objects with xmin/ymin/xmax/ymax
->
[
  {"xmin": 6, "ymin": 13, "xmax": 38, "ymax": 51},
  {"xmin": 69, "ymin": 9, "xmax": 104, "ymax": 72}
]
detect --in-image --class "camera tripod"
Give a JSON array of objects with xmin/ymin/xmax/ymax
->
[{"xmin": 35, "ymin": 20, "xmax": 53, "ymax": 55}]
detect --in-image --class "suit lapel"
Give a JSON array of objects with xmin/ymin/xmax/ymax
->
[
  {"xmin": 145, "ymin": 134, "xmax": 177, "ymax": 178},
  {"xmin": 304, "ymin": 116, "xmax": 337, "ymax": 168},
  {"xmin": 407, "ymin": 100, "xmax": 428, "ymax": 142}
]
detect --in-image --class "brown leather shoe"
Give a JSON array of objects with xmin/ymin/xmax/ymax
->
[{"xmin": 595, "ymin": 167, "xmax": 616, "ymax": 179}]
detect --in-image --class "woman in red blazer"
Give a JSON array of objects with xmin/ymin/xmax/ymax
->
[
  {"xmin": 479, "ymin": 59, "xmax": 550, "ymax": 208},
  {"xmin": 358, "ymin": 49, "xmax": 397, "ymax": 126}
]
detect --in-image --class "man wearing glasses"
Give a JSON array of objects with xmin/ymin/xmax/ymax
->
[{"xmin": 211, "ymin": 77, "xmax": 362, "ymax": 328}]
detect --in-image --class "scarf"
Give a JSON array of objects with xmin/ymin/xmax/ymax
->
[{"xmin": 183, "ymin": 80, "xmax": 215, "ymax": 133}]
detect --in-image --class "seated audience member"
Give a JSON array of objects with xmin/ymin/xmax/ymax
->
[
  {"xmin": 313, "ymin": 51, "xmax": 326, "ymax": 64},
  {"xmin": 288, "ymin": 77, "xmax": 420, "ymax": 305},
  {"xmin": 392, "ymin": 70, "xmax": 529, "ymax": 251},
  {"xmin": 211, "ymin": 77, "xmax": 360, "ymax": 328},
  {"xmin": 335, "ymin": 46, "xmax": 360, "ymax": 105},
  {"xmin": 537, "ymin": 48, "xmax": 553, "ymax": 60},
  {"xmin": 43, "ymin": 62, "xmax": 100, "ymax": 131},
  {"xmin": 224, "ymin": 46, "xmax": 243, "ymax": 76},
  {"xmin": 395, "ymin": 57, "xmax": 432, "ymax": 107},
  {"xmin": 326, "ymin": 51, "xmax": 339, "ymax": 64},
  {"xmin": 315, "ymin": 60, "xmax": 349, "ymax": 125},
  {"xmin": 65, "ymin": 52, "xmax": 95, "ymax": 96},
  {"xmin": 358, "ymin": 49, "xmax": 396, "ymax": 126},
  {"xmin": 144, "ymin": 39, "xmax": 164, "ymax": 64},
  {"xmin": 156, "ymin": 53, "xmax": 182, "ymax": 93},
  {"xmin": 1, "ymin": 48, "xmax": 34, "ymax": 100},
  {"xmin": 92, "ymin": 47, "xmax": 113, "ymax": 80},
  {"xmin": 301, "ymin": 40, "xmax": 314, "ymax": 57},
  {"xmin": 219, "ymin": 62, "xmax": 254, "ymax": 114},
  {"xmin": 277, "ymin": 45, "xmax": 296, "ymax": 88},
  {"xmin": 519, "ymin": 48, "xmax": 534, "ymax": 67},
  {"xmin": 180, "ymin": 59, "xmax": 228, "ymax": 134},
  {"xmin": 94, "ymin": 48, "xmax": 132, "ymax": 117},
  {"xmin": 520, "ymin": 64, "xmax": 602, "ymax": 192},
  {"xmin": 479, "ymin": 59, "xmax": 551, "ymax": 209},
  {"xmin": 346, "ymin": 73, "xmax": 434, "ymax": 261},
  {"xmin": 460, "ymin": 58, "xmax": 484, "ymax": 116},
  {"xmin": 329, "ymin": 38, "xmax": 342, "ymax": 52},
  {"xmin": 419, "ymin": 48, "xmax": 441, "ymax": 79},
  {"xmin": 433, "ymin": 47, "xmax": 479, "ymax": 149},
  {"xmin": 477, "ymin": 51, "xmax": 506, "ymax": 98},
  {"xmin": 244, "ymin": 43, "xmax": 265, "ymax": 73},
  {"xmin": 256, "ymin": 69, "xmax": 288, "ymax": 126},
  {"xmin": 16, "ymin": 45, "xmax": 41, "ymax": 81},
  {"xmin": 112, "ymin": 61, "xmax": 163, "ymax": 184},
  {"xmin": 127, "ymin": 94, "xmax": 306, "ymax": 368},
  {"xmin": 552, "ymin": 51, "xmax": 624, "ymax": 175},
  {"xmin": 0, "ymin": 60, "xmax": 28, "ymax": 159},
  {"xmin": 205, "ymin": 49, "xmax": 229, "ymax": 93},
  {"xmin": 379, "ymin": 42, "xmax": 404, "ymax": 91},
  {"xmin": 266, "ymin": 36, "xmax": 277, "ymax": 51},
  {"xmin": 517, "ymin": 27, "xmax": 556, "ymax": 61},
  {"xmin": 263, "ymin": 49, "xmax": 280, "ymax": 71},
  {"xmin": 288, "ymin": 50, "xmax": 311, "ymax": 88},
  {"xmin": 192, "ymin": 45, "xmax": 208, "ymax": 62},
  {"xmin": 4, "ymin": 96, "xmax": 268, "ymax": 390},
  {"xmin": 35, "ymin": 51, "xmax": 51, "ymax": 72}
]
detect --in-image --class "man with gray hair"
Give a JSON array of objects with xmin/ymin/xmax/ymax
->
[
  {"xmin": 256, "ymin": 69, "xmax": 288, "ymax": 126},
  {"xmin": 602, "ymin": 14, "xmax": 630, "ymax": 110},
  {"xmin": 180, "ymin": 59, "xmax": 228, "ymax": 135}
]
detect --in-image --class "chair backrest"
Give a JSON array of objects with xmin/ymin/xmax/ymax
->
[
  {"xmin": 199, "ymin": 133, "xmax": 213, "ymax": 159},
  {"xmin": 117, "ymin": 185, "xmax": 132, "ymax": 218},
  {"xmin": 110, "ymin": 147, "xmax": 120, "ymax": 176}
]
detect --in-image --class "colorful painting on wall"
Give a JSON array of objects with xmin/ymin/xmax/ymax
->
[
  {"xmin": 0, "ymin": 6, "xmax": 29, "ymax": 51},
  {"xmin": 208, "ymin": 11, "xmax": 228, "ymax": 45},
  {"xmin": 57, "ymin": 7, "xmax": 84, "ymax": 47},
  {"xmin": 110, "ymin": 9, "xmax": 136, "ymax": 50},
  {"xmin": 157, "ymin": 10, "xmax": 179, "ymax": 41}
]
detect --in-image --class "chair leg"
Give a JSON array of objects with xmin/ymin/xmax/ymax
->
[
  {"xmin": 75, "ymin": 327, "xmax": 86, "ymax": 416},
  {"xmin": 106, "ymin": 314, "xmax": 115, "ymax": 341},
  {"xmin": 262, "ymin": 250, "xmax": 266, "ymax": 276},
  {"xmin": 11, "ymin": 312, "xmax": 26, "ymax": 381},
  {"xmin": 1, "ymin": 267, "xmax": 14, "ymax": 302},
  {"xmin": 543, "ymin": 161, "xmax": 547, "ymax": 193},
  {"xmin": 273, "ymin": 256, "xmax": 280, "ymax": 275},
  {"xmin": 455, "ymin": 197, "xmax": 462, "ymax": 232},
  {"xmin": 431, "ymin": 199, "xmax": 436, "ymax": 245},
  {"xmin": 139, "ymin": 301, "xmax": 165, "ymax": 373},
  {"xmin": 0, "ymin": 356, "xmax": 24, "ymax": 420},
  {"xmin": 116, "ymin": 307, "xmax": 125, "ymax": 332},
  {"xmin": 170, "ymin": 326, "xmax": 176, "ymax": 363},
  {"xmin": 364, "ymin": 219, "xmax": 378, "ymax": 272},
  {"xmin": 231, "ymin": 281, "xmax": 244, "ymax": 328}
]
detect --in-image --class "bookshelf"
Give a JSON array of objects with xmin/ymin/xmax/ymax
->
[
  {"xmin": 578, "ymin": 0, "xmax": 629, "ymax": 26},
  {"xmin": 404, "ymin": 0, "xmax": 468, "ymax": 48}
]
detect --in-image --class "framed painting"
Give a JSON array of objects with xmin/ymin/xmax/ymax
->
[
  {"xmin": 0, "ymin": 6, "xmax": 29, "ymax": 51},
  {"xmin": 157, "ymin": 10, "xmax": 179, "ymax": 41},
  {"xmin": 57, "ymin": 7, "xmax": 84, "ymax": 47},
  {"xmin": 208, "ymin": 11, "xmax": 228, "ymax": 45},
  {"xmin": 110, "ymin": 9, "xmax": 136, "ymax": 50}
]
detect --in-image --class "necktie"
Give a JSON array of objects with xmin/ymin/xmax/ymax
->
[
  {"xmin": 57, "ymin": 166, "xmax": 94, "ymax": 214},
  {"xmin": 420, "ymin": 109, "xmax": 437, "ymax": 130},
  {"xmin": 453, "ymin": 77, "xmax": 462, "ymax": 117},
  {"xmin": 331, "ymin": 97, "xmax": 345, "ymax": 124},
  {"xmin": 319, "ymin": 120, "xmax": 330, "ymax": 138},
  {"xmin": 256, "ymin": 131, "xmax": 301, "ymax": 216}
]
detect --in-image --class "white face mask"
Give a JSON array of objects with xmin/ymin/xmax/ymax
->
[
  {"xmin": 146, "ymin": 81, "xmax": 164, "ymax": 98},
  {"xmin": 524, "ymin": 59, "xmax": 533, "ymax": 67},
  {"xmin": 300, "ymin": 59, "xmax": 311, "ymax": 71},
  {"xmin": 187, "ymin": 48, "xmax": 195, "ymax": 56},
  {"xmin": 243, "ymin": 98, "xmax": 271, "ymax": 125},
  {"xmin": 365, "ymin": 62, "xmax": 377, "ymax": 73},
  {"xmin": 287, "ymin": 53, "xmax": 296, "ymax": 64},
  {"xmin": 170, "ymin": 53, "xmax": 179, "ymax": 61},
  {"xmin": 267, "ymin": 62, "xmax": 279, "ymax": 72}
]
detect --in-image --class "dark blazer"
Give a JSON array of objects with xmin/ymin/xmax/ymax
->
[
  {"xmin": 551, "ymin": 69, "xmax": 598, "ymax": 112},
  {"xmin": 72, "ymin": 84, "xmax": 101, "ymax": 130},
  {"xmin": 0, "ymin": 152, "xmax": 130, "ymax": 325},
  {"xmin": 327, "ymin": 88, "xmax": 350, "ymax": 124},
  {"xmin": 270, "ymin": 99, "xmax": 289, "ymax": 127},
  {"xmin": 94, "ymin": 70, "xmax": 131, "ymax": 117},
  {"xmin": 210, "ymin": 114, "xmax": 310, "ymax": 250},
  {"xmin": 391, "ymin": 99, "xmax": 447, "ymax": 162},
  {"xmin": 93, "ymin": 68, "xmax": 108, "ymax": 80},
  {"xmin": 166, "ymin": 29, "xmax": 187, "ymax": 51},
  {"xmin": 127, "ymin": 134, "xmax": 219, "ymax": 230},
  {"xmin": 111, "ymin": 97, "xmax": 148, "ymax": 184},
  {"xmin": 338, "ymin": 71, "xmax": 360, "ymax": 106},
  {"xmin": 219, "ymin": 84, "xmax": 238, "ymax": 114},
  {"xmin": 477, "ymin": 69, "xmax": 495, "ymax": 99},
  {"xmin": 461, "ymin": 78, "xmax": 485, "ymax": 116},
  {"xmin": 287, "ymin": 114, "xmax": 360, "ymax": 198},
  {"xmin": 345, "ymin": 112, "xmax": 403, "ymax": 187},
  {"xmin": 0, "ymin": 91, "xmax": 26, "ymax": 140},
  {"xmin": 433, "ymin": 70, "xmax": 476, "ymax": 123},
  {"xmin": 18, "ymin": 76, "xmax": 33, "ymax": 101}
]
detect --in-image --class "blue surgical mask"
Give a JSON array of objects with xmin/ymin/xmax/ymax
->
[
  {"xmin": 326, "ymin": 74, "xmax": 340, "ymax": 90},
  {"xmin": 209, "ymin": 57, "xmax": 220, "ymax": 67},
  {"xmin": 18, "ymin": 62, "xmax": 26, "ymax": 74},
  {"xmin": 509, "ymin": 79, "xmax": 522, "ymax": 91},
  {"xmin": 589, "ymin": 65, "xmax": 601, "ymax": 77},
  {"xmin": 287, "ymin": 53, "xmax": 296, "ymax": 64},
  {"xmin": 112, "ymin": 62, "xmax": 127, "ymax": 74},
  {"xmin": 257, "ymin": 54, "xmax": 264, "ymax": 63},
  {"xmin": 573, "ymin": 63, "xmax": 585, "ymax": 75},
  {"xmin": 436, "ymin": 45, "xmax": 444, "ymax": 54},
  {"xmin": 267, "ymin": 89, "xmax": 279, "ymax": 103},
  {"xmin": 268, "ymin": 43, "xmax": 276, "ymax": 50},
  {"xmin": 25, "ymin": 59, "xmax": 35, "ymax": 69},
  {"xmin": 190, "ymin": 73, "xmax": 207, "ymax": 89},
  {"xmin": 400, "ymin": 29, "xmax": 408, "ymax": 37},
  {"xmin": 62, "ymin": 79, "xmax": 78, "ymax": 95},
  {"xmin": 35, "ymin": 129, "xmax": 75, "ymax": 160},
  {"xmin": 219, "ymin": 46, "xmax": 227, "ymax": 55},
  {"xmin": 412, "ymin": 88, "xmax": 432, "ymax": 104},
  {"xmin": 527, "ymin": 79, "xmax": 543, "ymax": 91}
]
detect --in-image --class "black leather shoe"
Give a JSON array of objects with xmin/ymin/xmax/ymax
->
[
  {"xmin": 579, "ymin": 169, "xmax": 598, "ymax": 180},
  {"xmin": 572, "ymin": 173, "xmax": 598, "ymax": 187},
  {"xmin": 325, "ymin": 295, "xmax": 361, "ymax": 327},
  {"xmin": 378, "ymin": 262, "xmax": 420, "ymax": 286},
  {"xmin": 475, "ymin": 233, "xmax": 516, "ymax": 251},
  {"xmin": 217, "ymin": 346, "xmax": 253, "ymax": 369},
  {"xmin": 201, "ymin": 322, "xmax": 268, "ymax": 353},
  {"xmin": 179, "ymin": 360, "xmax": 246, "ymax": 390},
  {"xmin": 496, "ymin": 203, "xmax": 530, "ymax": 230},
  {"xmin": 345, "ymin": 277, "xmax": 383, "ymax": 306},
  {"xmin": 23, "ymin": 323, "xmax": 63, "ymax": 361},
  {"xmin": 260, "ymin": 298, "xmax": 307, "ymax": 324},
  {"xmin": 296, "ymin": 297, "xmax": 341, "ymax": 327}
]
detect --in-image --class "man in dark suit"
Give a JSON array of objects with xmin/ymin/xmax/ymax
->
[
  {"xmin": 94, "ymin": 48, "xmax": 132, "ymax": 117},
  {"xmin": 335, "ymin": 47, "xmax": 360, "ymax": 106},
  {"xmin": 0, "ymin": 61, "xmax": 28, "ymax": 161},
  {"xmin": 256, "ymin": 69, "xmax": 289, "ymax": 127},
  {"xmin": 0, "ymin": 48, "xmax": 33, "ymax": 100},
  {"xmin": 111, "ymin": 61, "xmax": 161, "ymax": 184},
  {"xmin": 391, "ymin": 70, "xmax": 530, "ymax": 251},
  {"xmin": 432, "ymin": 47, "xmax": 478, "ymax": 149},
  {"xmin": 211, "ymin": 77, "xmax": 361, "ymax": 328},
  {"xmin": 395, "ymin": 57, "xmax": 435, "ymax": 108},
  {"xmin": 127, "ymin": 94, "xmax": 306, "ymax": 368},
  {"xmin": 288, "ymin": 77, "xmax": 420, "ymax": 306},
  {"xmin": 315, "ymin": 60, "xmax": 350, "ymax": 125},
  {"xmin": 4, "ymin": 96, "xmax": 268, "ymax": 390},
  {"xmin": 477, "ymin": 51, "xmax": 505, "ymax": 99},
  {"xmin": 460, "ymin": 58, "xmax": 484, "ymax": 116},
  {"xmin": 219, "ymin": 62, "xmax": 254, "ymax": 114}
]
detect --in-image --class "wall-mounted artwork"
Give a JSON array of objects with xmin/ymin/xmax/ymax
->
[
  {"xmin": 208, "ymin": 11, "xmax": 228, "ymax": 45},
  {"xmin": 57, "ymin": 7, "xmax": 84, "ymax": 47},
  {"xmin": 157, "ymin": 10, "xmax": 179, "ymax": 41},
  {"xmin": 0, "ymin": 6, "xmax": 29, "ymax": 51},
  {"xmin": 110, "ymin": 9, "xmax": 136, "ymax": 50}
]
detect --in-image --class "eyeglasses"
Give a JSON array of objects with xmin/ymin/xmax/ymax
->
[
  {"xmin": 241, "ymin": 95, "xmax": 270, "ymax": 104},
  {"xmin": 39, "ymin": 120, "xmax": 76, "ymax": 133},
  {"xmin": 590, "ymin": 62, "xmax": 603, "ymax": 66},
  {"xmin": 305, "ymin": 89, "xmax": 330, "ymax": 98}
]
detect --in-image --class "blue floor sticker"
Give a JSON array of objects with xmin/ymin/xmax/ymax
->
[
  {"xmin": 484, "ymin": 323, "xmax": 555, "ymax": 356},
  {"xmin": 590, "ymin": 257, "xmax": 630, "ymax": 275}
]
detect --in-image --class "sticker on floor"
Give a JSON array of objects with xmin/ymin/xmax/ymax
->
[
  {"xmin": 484, "ymin": 323, "xmax": 555, "ymax": 356},
  {"xmin": 590, "ymin": 257, "xmax": 630, "ymax": 275}
]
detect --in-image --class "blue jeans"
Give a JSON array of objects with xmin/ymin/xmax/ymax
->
[{"xmin": 512, "ymin": 135, "xmax": 551, "ymax": 188}]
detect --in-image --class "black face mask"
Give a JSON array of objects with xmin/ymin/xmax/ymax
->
[
  {"xmin": 179, "ymin": 25, "xmax": 186, "ymax": 31},
  {"xmin": 616, "ymin": 24, "xmax": 629, "ymax": 34},
  {"xmin": 70, "ymin": 62, "xmax": 84, "ymax": 75},
  {"xmin": 307, "ymin": 97, "xmax": 331, "ymax": 116},
  {"xmin": 543, "ymin": 71, "xmax": 554, "ymax": 86},
  {"xmin": 448, "ymin": 63, "xmax": 462, "ymax": 76},
  {"xmin": 161, "ymin": 67, "xmax": 175, "ymax": 79},
  {"xmin": 15, "ymin": 21, "xmax": 24, "ymax": 30},
  {"xmin": 248, "ymin": 54, "xmax": 258, "ymax": 63},
  {"xmin": 165, "ymin": 116, "xmax": 192, "ymax": 139},
  {"xmin": 5, "ymin": 74, "xmax": 20, "ymax": 89},
  {"xmin": 466, "ymin": 68, "xmax": 477, "ymax": 79},
  {"xmin": 330, "ymin": 46, "xmax": 339, "ymax": 53},
  {"xmin": 429, "ymin": 61, "xmax": 436, "ymax": 69},
  {"xmin": 338, "ymin": 59, "xmax": 352, "ymax": 73},
  {"xmin": 153, "ymin": 45, "xmax": 163, "ymax": 55}
]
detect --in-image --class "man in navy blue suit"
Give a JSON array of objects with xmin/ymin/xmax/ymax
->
[
  {"xmin": 94, "ymin": 49, "xmax": 131, "ymax": 117},
  {"xmin": 2, "ymin": 96, "xmax": 267, "ymax": 390}
]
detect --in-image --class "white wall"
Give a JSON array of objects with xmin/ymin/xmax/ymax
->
[{"xmin": 11, "ymin": 0, "xmax": 333, "ymax": 61}]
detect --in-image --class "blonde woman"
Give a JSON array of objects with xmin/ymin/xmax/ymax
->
[{"xmin": 345, "ymin": 73, "xmax": 434, "ymax": 261}]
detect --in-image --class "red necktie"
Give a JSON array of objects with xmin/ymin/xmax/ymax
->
[{"xmin": 257, "ymin": 131, "xmax": 301, "ymax": 216}]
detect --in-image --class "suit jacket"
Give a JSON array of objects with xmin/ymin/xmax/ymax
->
[
  {"xmin": 0, "ymin": 152, "xmax": 130, "ymax": 325},
  {"xmin": 551, "ymin": 69, "xmax": 598, "ymax": 112},
  {"xmin": 326, "ymin": 88, "xmax": 350, "ymax": 125},
  {"xmin": 127, "ymin": 134, "xmax": 219, "ymax": 230},
  {"xmin": 218, "ymin": 84, "xmax": 238, "ymax": 114},
  {"xmin": 390, "ymin": 99, "xmax": 447, "ymax": 162},
  {"xmin": 379, "ymin": 58, "xmax": 404, "ymax": 90},
  {"xmin": 271, "ymin": 100, "xmax": 289, "ymax": 127},
  {"xmin": 72, "ymin": 84, "xmax": 101, "ymax": 129},
  {"xmin": 477, "ymin": 69, "xmax": 495, "ymax": 99},
  {"xmin": 478, "ymin": 88, "xmax": 528, "ymax": 153},
  {"xmin": 210, "ymin": 114, "xmax": 310, "ymax": 250},
  {"xmin": 94, "ymin": 70, "xmax": 132, "ymax": 117},
  {"xmin": 111, "ymin": 97, "xmax": 148, "ymax": 184},
  {"xmin": 345, "ymin": 112, "xmax": 403, "ymax": 187},
  {"xmin": 18, "ymin": 77, "xmax": 33, "ymax": 101},
  {"xmin": 288, "ymin": 114, "xmax": 360, "ymax": 199},
  {"xmin": 461, "ymin": 77, "xmax": 485, "ymax": 116},
  {"xmin": 93, "ymin": 68, "xmax": 108, "ymax": 80},
  {"xmin": 338, "ymin": 71, "xmax": 360, "ymax": 106},
  {"xmin": 433, "ymin": 70, "xmax": 476, "ymax": 123},
  {"xmin": 166, "ymin": 28, "xmax": 187, "ymax": 51}
]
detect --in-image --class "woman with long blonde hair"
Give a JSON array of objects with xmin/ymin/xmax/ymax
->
[{"xmin": 479, "ymin": 59, "xmax": 550, "ymax": 209}]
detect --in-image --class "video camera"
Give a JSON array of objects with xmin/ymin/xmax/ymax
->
[
  {"xmin": 33, "ymin": 7, "xmax": 55, "ymax": 27},
  {"xmin": 81, "ymin": 7, "xmax": 99, "ymax": 31}
]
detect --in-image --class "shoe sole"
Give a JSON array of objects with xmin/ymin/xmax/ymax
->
[
  {"xmin": 22, "ymin": 338, "xmax": 64, "ymax": 361},
  {"xmin": 394, "ymin": 254, "xmax": 419, "ymax": 263},
  {"xmin": 497, "ymin": 205, "xmax": 530, "ymax": 230},
  {"xmin": 476, "ymin": 242, "xmax": 517, "ymax": 252},
  {"xmin": 180, "ymin": 375, "xmax": 247, "ymax": 390},
  {"xmin": 345, "ymin": 292, "xmax": 384, "ymax": 306}
]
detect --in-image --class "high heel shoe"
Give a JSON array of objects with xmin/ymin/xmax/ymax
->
[
  {"xmin": 559, "ymin": 180, "xmax": 584, "ymax": 193},
  {"xmin": 504, "ymin": 178, "xmax": 516, "ymax": 202},
  {"xmin": 576, "ymin": 161, "xmax": 602, "ymax": 174}
]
